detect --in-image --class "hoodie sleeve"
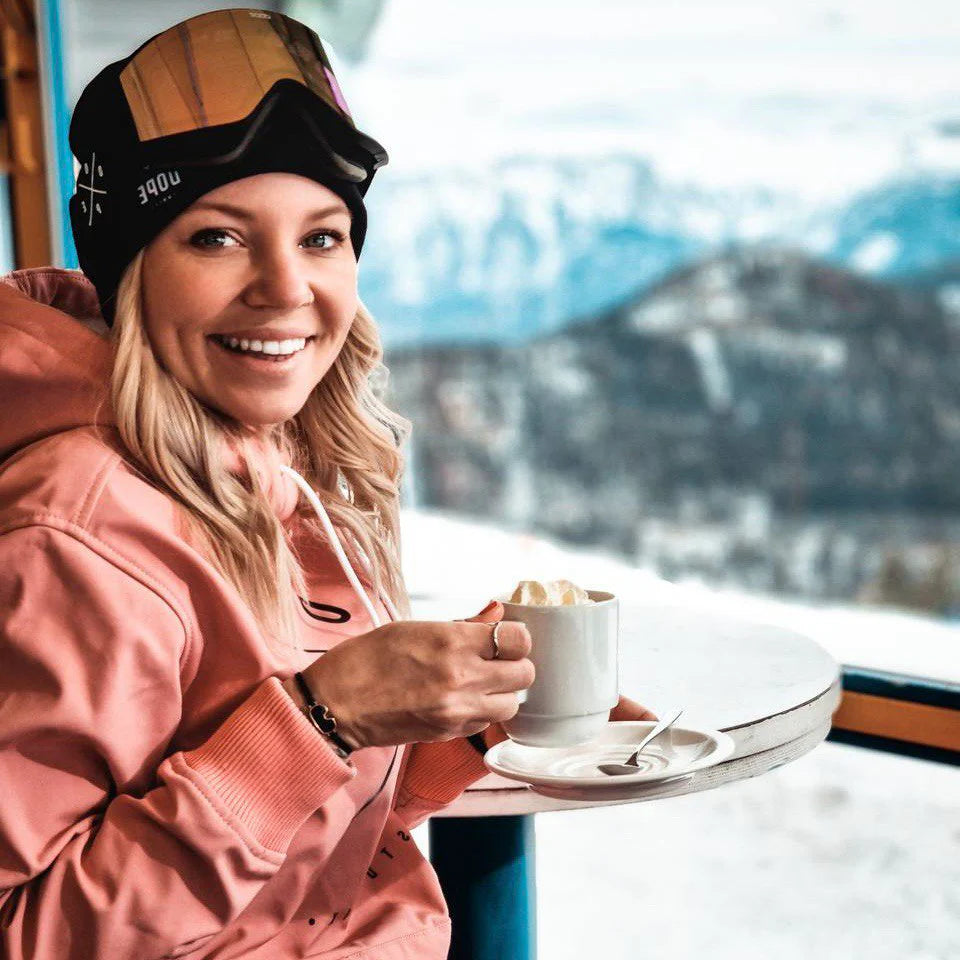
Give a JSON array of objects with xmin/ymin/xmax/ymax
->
[
  {"xmin": 0, "ymin": 524, "xmax": 355, "ymax": 960},
  {"xmin": 393, "ymin": 725, "xmax": 510, "ymax": 830}
]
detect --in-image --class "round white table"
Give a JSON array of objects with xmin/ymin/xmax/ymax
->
[{"xmin": 414, "ymin": 597, "xmax": 841, "ymax": 959}]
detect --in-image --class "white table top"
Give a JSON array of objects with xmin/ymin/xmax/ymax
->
[{"xmin": 409, "ymin": 597, "xmax": 842, "ymax": 816}]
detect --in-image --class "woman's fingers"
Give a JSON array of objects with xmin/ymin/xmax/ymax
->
[
  {"xmin": 478, "ymin": 691, "xmax": 526, "ymax": 725},
  {"xmin": 609, "ymin": 694, "xmax": 658, "ymax": 722},
  {"xmin": 454, "ymin": 601, "xmax": 531, "ymax": 660},
  {"xmin": 482, "ymin": 657, "xmax": 536, "ymax": 695},
  {"xmin": 468, "ymin": 620, "xmax": 531, "ymax": 661}
]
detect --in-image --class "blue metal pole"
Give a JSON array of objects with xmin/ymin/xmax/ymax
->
[
  {"xmin": 36, "ymin": 0, "xmax": 77, "ymax": 267},
  {"xmin": 429, "ymin": 815, "xmax": 537, "ymax": 960}
]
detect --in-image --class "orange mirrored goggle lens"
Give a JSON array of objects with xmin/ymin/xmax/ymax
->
[{"xmin": 119, "ymin": 9, "xmax": 353, "ymax": 143}]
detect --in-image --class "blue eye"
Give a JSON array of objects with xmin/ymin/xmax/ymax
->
[
  {"xmin": 187, "ymin": 227, "xmax": 346, "ymax": 251},
  {"xmin": 190, "ymin": 229, "xmax": 237, "ymax": 249},
  {"xmin": 302, "ymin": 229, "xmax": 346, "ymax": 250}
]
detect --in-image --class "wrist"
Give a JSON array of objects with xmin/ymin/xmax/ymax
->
[
  {"xmin": 483, "ymin": 722, "xmax": 509, "ymax": 749},
  {"xmin": 282, "ymin": 676, "xmax": 307, "ymax": 711},
  {"xmin": 300, "ymin": 660, "xmax": 365, "ymax": 750},
  {"xmin": 467, "ymin": 722, "xmax": 509, "ymax": 756},
  {"xmin": 284, "ymin": 671, "xmax": 362, "ymax": 756}
]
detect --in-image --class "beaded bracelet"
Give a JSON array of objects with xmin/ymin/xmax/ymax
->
[
  {"xmin": 467, "ymin": 732, "xmax": 489, "ymax": 756},
  {"xmin": 293, "ymin": 672, "xmax": 355, "ymax": 761}
]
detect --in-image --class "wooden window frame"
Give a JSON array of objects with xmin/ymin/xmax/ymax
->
[
  {"xmin": 0, "ymin": 0, "xmax": 52, "ymax": 267},
  {"xmin": 829, "ymin": 667, "xmax": 960, "ymax": 766}
]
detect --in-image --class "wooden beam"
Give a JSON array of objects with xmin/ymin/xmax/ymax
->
[
  {"xmin": 0, "ymin": 0, "xmax": 52, "ymax": 267},
  {"xmin": 832, "ymin": 690, "xmax": 960, "ymax": 753}
]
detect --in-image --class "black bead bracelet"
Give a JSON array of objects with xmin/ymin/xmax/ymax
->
[
  {"xmin": 467, "ymin": 733, "xmax": 489, "ymax": 756},
  {"xmin": 293, "ymin": 672, "xmax": 355, "ymax": 760}
]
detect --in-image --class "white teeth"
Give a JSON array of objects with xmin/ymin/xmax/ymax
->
[{"xmin": 216, "ymin": 335, "xmax": 308, "ymax": 356}]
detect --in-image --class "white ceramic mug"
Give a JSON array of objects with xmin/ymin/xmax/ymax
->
[{"xmin": 498, "ymin": 589, "xmax": 619, "ymax": 747}]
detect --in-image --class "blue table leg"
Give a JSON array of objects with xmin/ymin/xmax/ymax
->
[{"xmin": 429, "ymin": 815, "xmax": 537, "ymax": 960}]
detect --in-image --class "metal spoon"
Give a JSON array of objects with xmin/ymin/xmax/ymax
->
[{"xmin": 598, "ymin": 708, "xmax": 684, "ymax": 776}]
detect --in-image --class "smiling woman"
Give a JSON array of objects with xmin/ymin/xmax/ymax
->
[
  {"xmin": 139, "ymin": 174, "xmax": 359, "ymax": 428},
  {"xmin": 104, "ymin": 169, "xmax": 376, "ymax": 652},
  {"xmin": 0, "ymin": 8, "xmax": 605, "ymax": 960}
]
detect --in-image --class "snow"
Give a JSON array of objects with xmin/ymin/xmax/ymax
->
[
  {"xmin": 401, "ymin": 507, "xmax": 960, "ymax": 683},
  {"xmin": 404, "ymin": 509, "xmax": 960, "ymax": 958},
  {"xmin": 535, "ymin": 741, "xmax": 960, "ymax": 959},
  {"xmin": 850, "ymin": 232, "xmax": 901, "ymax": 274}
]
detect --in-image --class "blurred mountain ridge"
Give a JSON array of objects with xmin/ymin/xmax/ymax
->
[
  {"xmin": 384, "ymin": 244, "xmax": 960, "ymax": 604},
  {"xmin": 361, "ymin": 154, "xmax": 960, "ymax": 348}
]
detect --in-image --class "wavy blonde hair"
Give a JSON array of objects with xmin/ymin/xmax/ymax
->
[{"xmin": 108, "ymin": 249, "xmax": 412, "ymax": 653}]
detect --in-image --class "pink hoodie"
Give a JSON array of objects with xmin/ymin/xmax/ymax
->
[{"xmin": 0, "ymin": 268, "xmax": 495, "ymax": 959}]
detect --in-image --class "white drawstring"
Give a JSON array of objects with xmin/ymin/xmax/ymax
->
[{"xmin": 279, "ymin": 464, "xmax": 400, "ymax": 628}]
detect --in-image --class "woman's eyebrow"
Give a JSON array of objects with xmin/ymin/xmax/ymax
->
[{"xmin": 189, "ymin": 201, "xmax": 350, "ymax": 220}]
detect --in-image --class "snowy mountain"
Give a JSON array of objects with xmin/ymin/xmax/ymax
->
[
  {"xmin": 384, "ymin": 246, "xmax": 960, "ymax": 604},
  {"xmin": 361, "ymin": 156, "xmax": 960, "ymax": 348},
  {"xmin": 826, "ymin": 176, "xmax": 960, "ymax": 279}
]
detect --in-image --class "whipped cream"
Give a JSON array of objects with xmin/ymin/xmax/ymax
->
[{"xmin": 507, "ymin": 579, "xmax": 594, "ymax": 606}]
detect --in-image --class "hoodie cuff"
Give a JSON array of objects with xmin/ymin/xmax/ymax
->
[
  {"xmin": 482, "ymin": 721, "xmax": 510, "ymax": 750},
  {"xmin": 183, "ymin": 677, "xmax": 355, "ymax": 852},
  {"xmin": 399, "ymin": 735, "xmax": 493, "ymax": 807}
]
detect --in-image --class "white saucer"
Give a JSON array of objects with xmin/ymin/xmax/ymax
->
[{"xmin": 484, "ymin": 721, "xmax": 736, "ymax": 802}]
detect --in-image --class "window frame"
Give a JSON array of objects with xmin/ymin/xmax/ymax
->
[{"xmin": 829, "ymin": 667, "xmax": 960, "ymax": 766}]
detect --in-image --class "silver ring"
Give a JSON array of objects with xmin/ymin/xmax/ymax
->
[{"xmin": 490, "ymin": 621, "xmax": 503, "ymax": 660}]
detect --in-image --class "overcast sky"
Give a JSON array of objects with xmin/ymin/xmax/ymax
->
[{"xmin": 335, "ymin": 0, "xmax": 959, "ymax": 200}]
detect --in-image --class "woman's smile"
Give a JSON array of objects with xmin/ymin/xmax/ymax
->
[
  {"xmin": 207, "ymin": 333, "xmax": 316, "ymax": 369},
  {"xmin": 140, "ymin": 173, "xmax": 359, "ymax": 425}
]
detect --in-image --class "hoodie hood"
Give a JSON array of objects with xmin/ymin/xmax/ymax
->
[
  {"xmin": 0, "ymin": 267, "xmax": 301, "ymax": 522},
  {"xmin": 0, "ymin": 268, "xmax": 114, "ymax": 464}
]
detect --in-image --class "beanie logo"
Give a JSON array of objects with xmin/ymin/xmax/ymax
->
[
  {"xmin": 78, "ymin": 153, "xmax": 107, "ymax": 226},
  {"xmin": 137, "ymin": 170, "xmax": 182, "ymax": 206}
]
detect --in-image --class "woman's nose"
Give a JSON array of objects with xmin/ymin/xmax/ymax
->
[{"xmin": 243, "ymin": 248, "xmax": 315, "ymax": 311}]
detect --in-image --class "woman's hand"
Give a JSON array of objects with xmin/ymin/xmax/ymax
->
[
  {"xmin": 481, "ymin": 694, "xmax": 660, "ymax": 750},
  {"xmin": 469, "ymin": 602, "xmax": 658, "ymax": 748},
  {"xmin": 291, "ymin": 600, "xmax": 534, "ymax": 750},
  {"xmin": 609, "ymin": 695, "xmax": 658, "ymax": 722}
]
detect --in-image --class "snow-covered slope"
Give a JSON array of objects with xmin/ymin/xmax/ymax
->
[{"xmin": 401, "ymin": 508, "xmax": 960, "ymax": 682}]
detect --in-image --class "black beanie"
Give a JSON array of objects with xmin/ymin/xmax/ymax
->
[{"xmin": 69, "ymin": 61, "xmax": 372, "ymax": 326}]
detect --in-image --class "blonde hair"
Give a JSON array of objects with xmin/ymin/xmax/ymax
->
[{"xmin": 109, "ymin": 249, "xmax": 412, "ymax": 652}]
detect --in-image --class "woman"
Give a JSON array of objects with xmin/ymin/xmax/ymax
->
[{"xmin": 0, "ymin": 10, "xmax": 654, "ymax": 958}]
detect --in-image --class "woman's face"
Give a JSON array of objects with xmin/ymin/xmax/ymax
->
[{"xmin": 141, "ymin": 172, "xmax": 358, "ymax": 427}]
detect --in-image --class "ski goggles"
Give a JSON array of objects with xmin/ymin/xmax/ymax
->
[{"xmin": 117, "ymin": 8, "xmax": 387, "ymax": 187}]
